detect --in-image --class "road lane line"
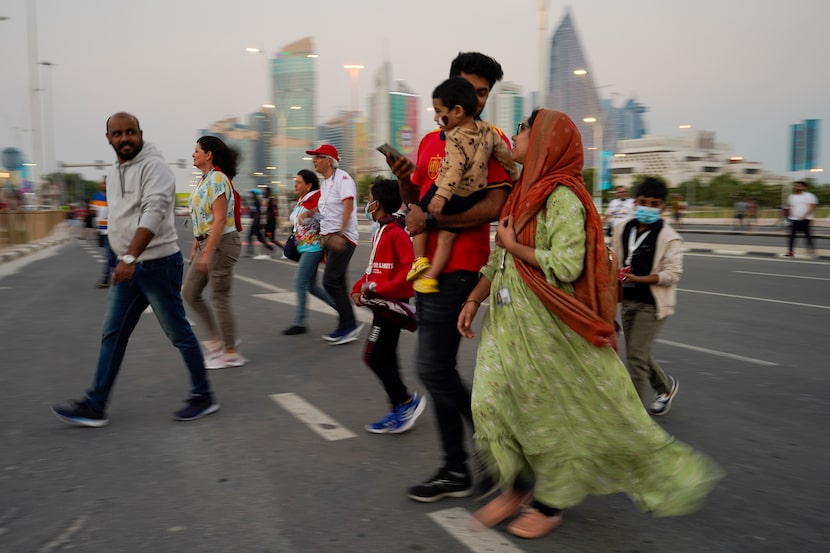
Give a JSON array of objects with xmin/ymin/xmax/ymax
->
[
  {"xmin": 427, "ymin": 508, "xmax": 526, "ymax": 553},
  {"xmin": 679, "ymin": 288, "xmax": 830, "ymax": 310},
  {"xmin": 235, "ymin": 274, "xmax": 289, "ymax": 294},
  {"xmin": 733, "ymin": 270, "xmax": 830, "ymax": 281},
  {"xmin": 256, "ymin": 292, "xmax": 374, "ymax": 323},
  {"xmin": 657, "ymin": 339, "xmax": 778, "ymax": 366},
  {"xmin": 36, "ymin": 516, "xmax": 88, "ymax": 553},
  {"xmin": 269, "ymin": 393, "xmax": 357, "ymax": 441}
]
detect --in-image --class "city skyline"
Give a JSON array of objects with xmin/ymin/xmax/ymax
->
[{"xmin": 1, "ymin": 0, "xmax": 828, "ymax": 188}]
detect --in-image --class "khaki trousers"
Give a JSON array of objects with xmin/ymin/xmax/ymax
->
[{"xmin": 621, "ymin": 300, "xmax": 670, "ymax": 406}]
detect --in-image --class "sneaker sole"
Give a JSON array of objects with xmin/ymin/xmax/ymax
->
[
  {"xmin": 390, "ymin": 396, "xmax": 427, "ymax": 434},
  {"xmin": 51, "ymin": 408, "xmax": 109, "ymax": 428},
  {"xmin": 651, "ymin": 378, "xmax": 679, "ymax": 416},
  {"xmin": 174, "ymin": 403, "xmax": 221, "ymax": 421},
  {"xmin": 329, "ymin": 335, "xmax": 358, "ymax": 346},
  {"xmin": 407, "ymin": 487, "xmax": 474, "ymax": 503}
]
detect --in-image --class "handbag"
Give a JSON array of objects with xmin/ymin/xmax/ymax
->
[{"xmin": 283, "ymin": 233, "xmax": 301, "ymax": 262}]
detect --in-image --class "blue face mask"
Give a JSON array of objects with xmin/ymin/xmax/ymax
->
[
  {"xmin": 635, "ymin": 205, "xmax": 661, "ymax": 224},
  {"xmin": 364, "ymin": 201, "xmax": 377, "ymax": 222}
]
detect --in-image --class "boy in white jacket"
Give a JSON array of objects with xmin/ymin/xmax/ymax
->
[{"xmin": 613, "ymin": 177, "xmax": 683, "ymax": 416}]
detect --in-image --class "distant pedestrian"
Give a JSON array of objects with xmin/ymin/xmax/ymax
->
[
  {"xmin": 603, "ymin": 185, "xmax": 635, "ymax": 237},
  {"xmin": 352, "ymin": 177, "xmax": 425, "ymax": 433},
  {"xmin": 91, "ymin": 177, "xmax": 117, "ymax": 288},
  {"xmin": 263, "ymin": 187, "xmax": 282, "ymax": 248},
  {"xmin": 247, "ymin": 190, "xmax": 274, "ymax": 259},
  {"xmin": 302, "ymin": 144, "xmax": 362, "ymax": 345},
  {"xmin": 282, "ymin": 169, "xmax": 336, "ymax": 336},
  {"xmin": 183, "ymin": 136, "xmax": 246, "ymax": 370},
  {"xmin": 734, "ymin": 196, "xmax": 748, "ymax": 230},
  {"xmin": 613, "ymin": 177, "xmax": 682, "ymax": 415},
  {"xmin": 52, "ymin": 112, "xmax": 219, "ymax": 427},
  {"xmin": 785, "ymin": 180, "xmax": 818, "ymax": 256}
]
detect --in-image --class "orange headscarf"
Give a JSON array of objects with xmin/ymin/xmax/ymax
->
[{"xmin": 502, "ymin": 109, "xmax": 617, "ymax": 349}]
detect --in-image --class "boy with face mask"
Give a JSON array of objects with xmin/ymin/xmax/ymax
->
[{"xmin": 612, "ymin": 177, "xmax": 683, "ymax": 416}]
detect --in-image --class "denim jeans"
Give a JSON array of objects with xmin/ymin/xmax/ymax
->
[
  {"xmin": 415, "ymin": 270, "xmax": 478, "ymax": 473},
  {"xmin": 293, "ymin": 249, "xmax": 335, "ymax": 326},
  {"xmin": 322, "ymin": 241, "xmax": 357, "ymax": 331},
  {"xmin": 86, "ymin": 251, "xmax": 211, "ymax": 411},
  {"xmin": 100, "ymin": 235, "xmax": 117, "ymax": 284}
]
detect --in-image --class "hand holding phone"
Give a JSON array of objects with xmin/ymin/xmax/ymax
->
[{"xmin": 376, "ymin": 143, "xmax": 403, "ymax": 161}]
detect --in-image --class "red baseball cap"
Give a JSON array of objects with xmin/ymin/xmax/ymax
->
[{"xmin": 306, "ymin": 144, "xmax": 339, "ymax": 161}]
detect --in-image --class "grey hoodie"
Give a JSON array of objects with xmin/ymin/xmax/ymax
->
[{"xmin": 106, "ymin": 142, "xmax": 180, "ymax": 261}]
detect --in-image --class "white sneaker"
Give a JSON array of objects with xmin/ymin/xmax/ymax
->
[
  {"xmin": 253, "ymin": 254, "xmax": 270, "ymax": 260},
  {"xmin": 649, "ymin": 376, "xmax": 679, "ymax": 416},
  {"xmin": 206, "ymin": 351, "xmax": 248, "ymax": 370}
]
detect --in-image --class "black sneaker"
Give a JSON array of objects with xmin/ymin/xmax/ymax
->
[
  {"xmin": 173, "ymin": 394, "xmax": 220, "ymax": 421},
  {"xmin": 408, "ymin": 467, "xmax": 473, "ymax": 503},
  {"xmin": 52, "ymin": 399, "xmax": 109, "ymax": 428},
  {"xmin": 282, "ymin": 325, "xmax": 307, "ymax": 336}
]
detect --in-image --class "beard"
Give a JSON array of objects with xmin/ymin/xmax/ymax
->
[{"xmin": 114, "ymin": 140, "xmax": 144, "ymax": 161}]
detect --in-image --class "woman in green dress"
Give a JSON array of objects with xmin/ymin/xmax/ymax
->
[{"xmin": 457, "ymin": 109, "xmax": 723, "ymax": 540}]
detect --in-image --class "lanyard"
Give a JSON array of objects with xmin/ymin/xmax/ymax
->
[
  {"xmin": 365, "ymin": 223, "xmax": 389, "ymax": 275},
  {"xmin": 626, "ymin": 226, "xmax": 650, "ymax": 266}
]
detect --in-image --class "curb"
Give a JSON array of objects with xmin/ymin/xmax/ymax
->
[
  {"xmin": 684, "ymin": 246, "xmax": 829, "ymax": 260},
  {"xmin": 0, "ymin": 224, "xmax": 74, "ymax": 264}
]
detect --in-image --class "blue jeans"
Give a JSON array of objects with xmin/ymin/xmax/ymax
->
[
  {"xmin": 100, "ymin": 235, "xmax": 117, "ymax": 284},
  {"xmin": 323, "ymin": 241, "xmax": 357, "ymax": 331},
  {"xmin": 415, "ymin": 270, "xmax": 478, "ymax": 473},
  {"xmin": 293, "ymin": 249, "xmax": 335, "ymax": 325},
  {"xmin": 86, "ymin": 252, "xmax": 211, "ymax": 411}
]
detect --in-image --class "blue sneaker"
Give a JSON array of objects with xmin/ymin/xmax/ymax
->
[
  {"xmin": 52, "ymin": 399, "xmax": 109, "ymax": 428},
  {"xmin": 366, "ymin": 392, "xmax": 426, "ymax": 434},
  {"xmin": 322, "ymin": 323, "xmax": 364, "ymax": 345}
]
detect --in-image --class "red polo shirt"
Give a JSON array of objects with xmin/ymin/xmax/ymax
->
[{"xmin": 411, "ymin": 127, "xmax": 513, "ymax": 274}]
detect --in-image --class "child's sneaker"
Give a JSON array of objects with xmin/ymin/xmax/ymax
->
[
  {"xmin": 407, "ymin": 257, "xmax": 431, "ymax": 282},
  {"xmin": 413, "ymin": 277, "xmax": 439, "ymax": 294}
]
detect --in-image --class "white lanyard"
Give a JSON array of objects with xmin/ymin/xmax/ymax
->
[
  {"xmin": 365, "ymin": 223, "xmax": 389, "ymax": 275},
  {"xmin": 626, "ymin": 226, "xmax": 650, "ymax": 266}
]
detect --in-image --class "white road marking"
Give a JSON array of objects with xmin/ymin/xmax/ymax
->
[
  {"xmin": 679, "ymin": 288, "xmax": 830, "ymax": 310},
  {"xmin": 269, "ymin": 393, "xmax": 356, "ymax": 441},
  {"xmin": 733, "ymin": 270, "xmax": 830, "ymax": 281},
  {"xmin": 255, "ymin": 292, "xmax": 373, "ymax": 323},
  {"xmin": 657, "ymin": 339, "xmax": 778, "ymax": 366},
  {"xmin": 36, "ymin": 516, "xmax": 88, "ymax": 553},
  {"xmin": 427, "ymin": 508, "xmax": 526, "ymax": 553},
  {"xmin": 685, "ymin": 252, "xmax": 826, "ymax": 265}
]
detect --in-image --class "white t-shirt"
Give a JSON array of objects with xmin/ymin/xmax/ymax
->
[
  {"xmin": 318, "ymin": 168, "xmax": 359, "ymax": 243},
  {"xmin": 788, "ymin": 191, "xmax": 818, "ymax": 220},
  {"xmin": 606, "ymin": 197, "xmax": 635, "ymax": 223}
]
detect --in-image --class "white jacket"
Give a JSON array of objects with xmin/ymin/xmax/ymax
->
[
  {"xmin": 613, "ymin": 218, "xmax": 683, "ymax": 320},
  {"xmin": 106, "ymin": 142, "xmax": 180, "ymax": 261}
]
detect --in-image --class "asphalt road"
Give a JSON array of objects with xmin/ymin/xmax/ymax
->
[{"xmin": 1, "ymin": 226, "xmax": 828, "ymax": 553}]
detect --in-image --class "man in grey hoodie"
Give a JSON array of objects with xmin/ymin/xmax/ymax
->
[{"xmin": 52, "ymin": 112, "xmax": 219, "ymax": 427}]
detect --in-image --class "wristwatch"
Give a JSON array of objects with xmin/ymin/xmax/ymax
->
[{"xmin": 121, "ymin": 254, "xmax": 137, "ymax": 265}]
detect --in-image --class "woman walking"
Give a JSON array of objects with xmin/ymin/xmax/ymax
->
[
  {"xmin": 183, "ymin": 136, "xmax": 246, "ymax": 369},
  {"xmin": 457, "ymin": 109, "xmax": 722, "ymax": 540},
  {"xmin": 282, "ymin": 169, "xmax": 336, "ymax": 335}
]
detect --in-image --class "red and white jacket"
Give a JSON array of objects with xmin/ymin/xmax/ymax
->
[{"xmin": 352, "ymin": 217, "xmax": 414, "ymax": 300}]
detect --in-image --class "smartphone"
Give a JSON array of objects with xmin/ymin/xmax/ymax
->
[{"xmin": 376, "ymin": 143, "xmax": 404, "ymax": 161}]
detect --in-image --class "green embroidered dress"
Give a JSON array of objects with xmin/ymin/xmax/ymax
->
[{"xmin": 473, "ymin": 185, "xmax": 722, "ymax": 515}]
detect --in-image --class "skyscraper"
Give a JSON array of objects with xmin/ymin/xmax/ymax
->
[
  {"xmin": 271, "ymin": 37, "xmax": 317, "ymax": 192},
  {"xmin": 545, "ymin": 8, "xmax": 613, "ymax": 167},
  {"xmin": 368, "ymin": 62, "xmax": 419, "ymax": 168},
  {"xmin": 482, "ymin": 81, "xmax": 524, "ymax": 137}
]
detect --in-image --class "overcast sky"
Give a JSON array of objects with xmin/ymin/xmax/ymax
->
[{"xmin": 1, "ymin": 0, "xmax": 828, "ymax": 189}]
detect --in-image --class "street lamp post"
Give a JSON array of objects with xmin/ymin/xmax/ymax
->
[
  {"xmin": 38, "ymin": 61, "xmax": 56, "ymax": 177},
  {"xmin": 583, "ymin": 117, "xmax": 603, "ymax": 212}
]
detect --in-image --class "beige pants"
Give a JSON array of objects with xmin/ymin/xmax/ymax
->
[
  {"xmin": 183, "ymin": 232, "xmax": 241, "ymax": 348},
  {"xmin": 621, "ymin": 300, "xmax": 670, "ymax": 406}
]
